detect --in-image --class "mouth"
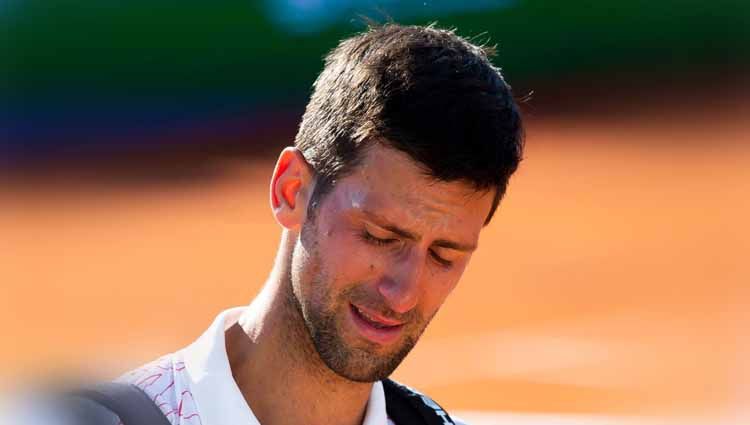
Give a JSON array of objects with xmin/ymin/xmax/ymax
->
[{"xmin": 348, "ymin": 303, "xmax": 404, "ymax": 345}]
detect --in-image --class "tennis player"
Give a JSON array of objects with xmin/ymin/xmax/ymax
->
[{"xmin": 25, "ymin": 22, "xmax": 524, "ymax": 425}]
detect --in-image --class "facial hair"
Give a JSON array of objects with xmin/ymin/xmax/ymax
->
[
  {"xmin": 287, "ymin": 221, "xmax": 433, "ymax": 383},
  {"xmin": 304, "ymin": 283, "xmax": 422, "ymax": 382}
]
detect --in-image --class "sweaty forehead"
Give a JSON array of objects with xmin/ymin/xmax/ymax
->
[{"xmin": 330, "ymin": 145, "xmax": 492, "ymax": 230}]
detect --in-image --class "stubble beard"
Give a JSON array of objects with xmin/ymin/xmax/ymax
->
[
  {"xmin": 286, "ymin": 223, "xmax": 429, "ymax": 383},
  {"xmin": 301, "ymin": 282, "xmax": 421, "ymax": 382}
]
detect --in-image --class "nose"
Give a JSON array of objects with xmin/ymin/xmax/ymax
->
[{"xmin": 376, "ymin": 251, "xmax": 423, "ymax": 315}]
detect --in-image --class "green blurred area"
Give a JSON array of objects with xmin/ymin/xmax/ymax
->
[{"xmin": 4, "ymin": 0, "xmax": 749, "ymax": 98}]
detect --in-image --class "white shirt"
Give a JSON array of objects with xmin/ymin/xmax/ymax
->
[
  {"xmin": 2, "ymin": 307, "xmax": 467, "ymax": 425},
  {"xmin": 116, "ymin": 307, "xmax": 396, "ymax": 425}
]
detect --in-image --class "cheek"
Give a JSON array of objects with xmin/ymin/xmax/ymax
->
[
  {"xmin": 420, "ymin": 267, "xmax": 465, "ymax": 315},
  {"xmin": 315, "ymin": 218, "xmax": 379, "ymax": 283}
]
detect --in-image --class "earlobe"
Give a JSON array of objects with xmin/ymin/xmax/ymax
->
[{"xmin": 269, "ymin": 147, "xmax": 314, "ymax": 229}]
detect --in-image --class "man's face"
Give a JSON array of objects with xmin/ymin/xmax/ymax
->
[{"xmin": 289, "ymin": 144, "xmax": 494, "ymax": 382}]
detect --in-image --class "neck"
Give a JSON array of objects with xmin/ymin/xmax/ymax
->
[{"xmin": 226, "ymin": 230, "xmax": 374, "ymax": 425}]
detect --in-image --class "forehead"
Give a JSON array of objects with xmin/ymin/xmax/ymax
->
[{"xmin": 324, "ymin": 144, "xmax": 493, "ymax": 233}]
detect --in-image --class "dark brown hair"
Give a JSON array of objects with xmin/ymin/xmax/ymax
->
[{"xmin": 295, "ymin": 23, "xmax": 524, "ymax": 223}]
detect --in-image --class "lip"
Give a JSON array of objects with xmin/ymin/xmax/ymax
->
[
  {"xmin": 348, "ymin": 303, "xmax": 404, "ymax": 345},
  {"xmin": 353, "ymin": 304, "xmax": 404, "ymax": 326}
]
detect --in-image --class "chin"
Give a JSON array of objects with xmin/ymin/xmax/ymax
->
[{"xmin": 314, "ymin": 332, "xmax": 418, "ymax": 383}]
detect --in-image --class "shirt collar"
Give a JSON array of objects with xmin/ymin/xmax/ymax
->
[{"xmin": 181, "ymin": 307, "xmax": 389, "ymax": 425}]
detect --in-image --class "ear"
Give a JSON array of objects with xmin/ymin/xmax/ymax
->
[{"xmin": 269, "ymin": 147, "xmax": 315, "ymax": 230}]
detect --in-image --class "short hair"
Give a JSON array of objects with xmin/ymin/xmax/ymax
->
[{"xmin": 294, "ymin": 23, "xmax": 524, "ymax": 224}]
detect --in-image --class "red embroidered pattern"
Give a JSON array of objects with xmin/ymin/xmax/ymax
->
[{"xmin": 118, "ymin": 355, "xmax": 202, "ymax": 425}]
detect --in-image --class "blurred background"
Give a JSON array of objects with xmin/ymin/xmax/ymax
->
[{"xmin": 2, "ymin": 1, "xmax": 749, "ymax": 424}]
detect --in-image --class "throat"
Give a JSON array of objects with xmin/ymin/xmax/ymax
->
[{"xmin": 227, "ymin": 302, "xmax": 375, "ymax": 425}]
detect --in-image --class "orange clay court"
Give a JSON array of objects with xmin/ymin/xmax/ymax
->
[{"xmin": 1, "ymin": 83, "xmax": 748, "ymax": 423}]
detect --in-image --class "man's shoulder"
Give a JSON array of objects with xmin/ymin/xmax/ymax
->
[
  {"xmin": 115, "ymin": 352, "xmax": 200, "ymax": 425},
  {"xmin": 0, "ymin": 354, "xmax": 189, "ymax": 425},
  {"xmin": 117, "ymin": 353, "xmax": 184, "ymax": 388},
  {"xmin": 384, "ymin": 379, "xmax": 469, "ymax": 425}
]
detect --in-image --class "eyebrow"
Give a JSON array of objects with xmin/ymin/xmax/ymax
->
[
  {"xmin": 433, "ymin": 238, "xmax": 477, "ymax": 252},
  {"xmin": 362, "ymin": 210, "xmax": 478, "ymax": 253}
]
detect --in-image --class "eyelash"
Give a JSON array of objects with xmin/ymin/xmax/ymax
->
[
  {"xmin": 430, "ymin": 250, "xmax": 454, "ymax": 268},
  {"xmin": 360, "ymin": 231, "xmax": 454, "ymax": 268},
  {"xmin": 360, "ymin": 230, "xmax": 397, "ymax": 246}
]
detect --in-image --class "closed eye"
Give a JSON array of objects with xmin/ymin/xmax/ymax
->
[
  {"xmin": 429, "ymin": 249, "xmax": 454, "ymax": 268},
  {"xmin": 361, "ymin": 230, "xmax": 398, "ymax": 246}
]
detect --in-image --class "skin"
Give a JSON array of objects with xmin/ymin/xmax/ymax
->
[{"xmin": 226, "ymin": 143, "xmax": 495, "ymax": 425}]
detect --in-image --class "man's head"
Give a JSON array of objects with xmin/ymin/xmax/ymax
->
[
  {"xmin": 270, "ymin": 24, "xmax": 523, "ymax": 382},
  {"xmin": 295, "ymin": 23, "xmax": 523, "ymax": 223}
]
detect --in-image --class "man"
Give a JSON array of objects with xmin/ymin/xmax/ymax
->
[{"xmin": 76, "ymin": 22, "xmax": 522, "ymax": 425}]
